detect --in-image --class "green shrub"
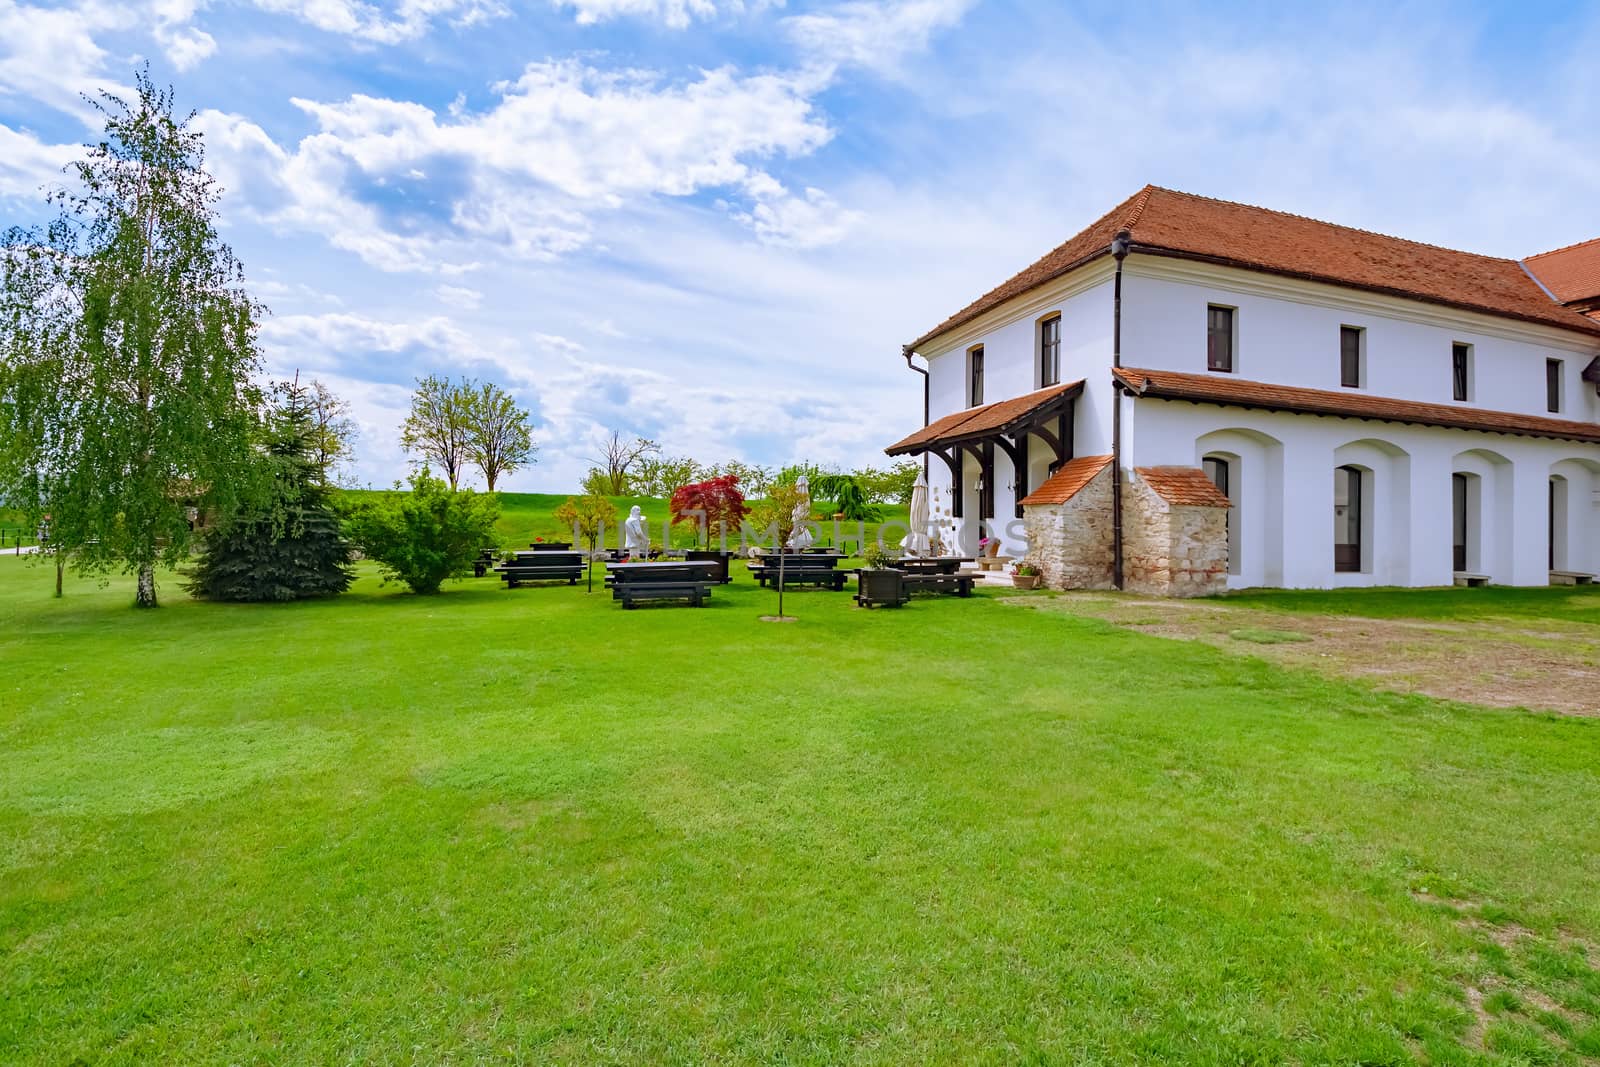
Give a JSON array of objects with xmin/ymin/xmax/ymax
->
[{"xmin": 343, "ymin": 471, "xmax": 500, "ymax": 594}]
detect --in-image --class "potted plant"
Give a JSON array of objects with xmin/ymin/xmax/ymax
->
[
  {"xmin": 856, "ymin": 543, "xmax": 907, "ymax": 608},
  {"xmin": 1011, "ymin": 561, "xmax": 1043, "ymax": 590}
]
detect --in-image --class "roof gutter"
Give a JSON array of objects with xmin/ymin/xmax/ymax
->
[
  {"xmin": 902, "ymin": 344, "xmax": 930, "ymax": 476},
  {"xmin": 1110, "ymin": 231, "xmax": 1131, "ymax": 591}
]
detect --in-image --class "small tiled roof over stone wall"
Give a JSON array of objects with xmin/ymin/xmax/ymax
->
[
  {"xmin": 1134, "ymin": 466, "xmax": 1232, "ymax": 509},
  {"xmin": 1018, "ymin": 455, "xmax": 1112, "ymax": 506}
]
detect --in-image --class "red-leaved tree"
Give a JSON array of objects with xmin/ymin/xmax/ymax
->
[{"xmin": 669, "ymin": 475, "xmax": 750, "ymax": 548}]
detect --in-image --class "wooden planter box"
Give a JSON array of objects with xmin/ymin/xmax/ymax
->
[{"xmin": 855, "ymin": 568, "xmax": 908, "ymax": 608}]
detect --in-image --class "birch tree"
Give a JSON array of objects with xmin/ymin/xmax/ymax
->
[{"xmin": 0, "ymin": 73, "xmax": 265, "ymax": 607}]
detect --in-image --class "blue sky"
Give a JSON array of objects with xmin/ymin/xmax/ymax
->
[{"xmin": 3, "ymin": 0, "xmax": 1598, "ymax": 490}]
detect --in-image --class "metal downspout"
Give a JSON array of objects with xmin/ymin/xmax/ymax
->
[{"xmin": 1110, "ymin": 232, "xmax": 1130, "ymax": 590}]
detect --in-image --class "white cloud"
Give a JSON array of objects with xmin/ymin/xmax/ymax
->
[
  {"xmin": 248, "ymin": 0, "xmax": 509, "ymax": 43},
  {"xmin": 201, "ymin": 59, "xmax": 846, "ymax": 271},
  {"xmin": 551, "ymin": 0, "xmax": 774, "ymax": 29},
  {"xmin": 0, "ymin": 0, "xmax": 131, "ymax": 119},
  {"xmin": 784, "ymin": 0, "xmax": 974, "ymax": 76},
  {"xmin": 0, "ymin": 124, "xmax": 78, "ymax": 198},
  {"xmin": 433, "ymin": 283, "xmax": 482, "ymax": 308}
]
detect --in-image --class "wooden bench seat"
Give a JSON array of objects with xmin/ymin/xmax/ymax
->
[
  {"xmin": 497, "ymin": 550, "xmax": 583, "ymax": 588},
  {"xmin": 748, "ymin": 555, "xmax": 846, "ymax": 590},
  {"xmin": 901, "ymin": 572, "xmax": 976, "ymax": 597},
  {"xmin": 614, "ymin": 580, "xmax": 713, "ymax": 608}
]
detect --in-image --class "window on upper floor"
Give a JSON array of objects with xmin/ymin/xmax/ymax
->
[
  {"xmin": 1038, "ymin": 314, "xmax": 1061, "ymax": 387},
  {"xmin": 968, "ymin": 345, "xmax": 984, "ymax": 407},
  {"xmin": 1547, "ymin": 358, "xmax": 1563, "ymax": 413},
  {"xmin": 1452, "ymin": 343, "xmax": 1472, "ymax": 402},
  {"xmin": 1207, "ymin": 305, "xmax": 1235, "ymax": 373},
  {"xmin": 1340, "ymin": 326, "xmax": 1364, "ymax": 389}
]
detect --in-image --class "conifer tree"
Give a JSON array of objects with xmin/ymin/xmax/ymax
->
[{"xmin": 187, "ymin": 379, "xmax": 354, "ymax": 601}]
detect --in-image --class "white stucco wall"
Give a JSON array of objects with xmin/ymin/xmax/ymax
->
[
  {"xmin": 1128, "ymin": 399, "xmax": 1600, "ymax": 588},
  {"xmin": 1119, "ymin": 258, "xmax": 1600, "ymax": 423},
  {"xmin": 905, "ymin": 252, "xmax": 1600, "ymax": 581}
]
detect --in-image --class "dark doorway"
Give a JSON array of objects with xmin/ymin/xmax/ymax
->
[
  {"xmin": 1334, "ymin": 465, "xmax": 1363, "ymax": 572},
  {"xmin": 1452, "ymin": 473, "xmax": 1469, "ymax": 572}
]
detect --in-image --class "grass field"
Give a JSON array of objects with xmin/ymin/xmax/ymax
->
[{"xmin": 3, "ymin": 554, "xmax": 1600, "ymax": 1063}]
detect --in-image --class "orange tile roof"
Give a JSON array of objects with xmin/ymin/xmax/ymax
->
[
  {"xmin": 1525, "ymin": 237, "xmax": 1600, "ymax": 307},
  {"xmin": 1135, "ymin": 466, "xmax": 1232, "ymax": 509},
  {"xmin": 884, "ymin": 380, "xmax": 1083, "ymax": 455},
  {"xmin": 909, "ymin": 186, "xmax": 1600, "ymax": 350},
  {"xmin": 1115, "ymin": 367, "xmax": 1600, "ymax": 445},
  {"xmin": 1018, "ymin": 454, "xmax": 1112, "ymax": 506}
]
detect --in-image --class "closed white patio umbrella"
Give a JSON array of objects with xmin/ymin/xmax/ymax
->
[{"xmin": 902, "ymin": 468, "xmax": 932, "ymax": 557}]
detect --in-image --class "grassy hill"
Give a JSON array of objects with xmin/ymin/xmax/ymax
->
[{"xmin": 337, "ymin": 490, "xmax": 912, "ymax": 554}]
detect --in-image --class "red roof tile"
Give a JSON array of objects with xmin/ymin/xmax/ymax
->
[
  {"xmin": 884, "ymin": 380, "xmax": 1083, "ymax": 455},
  {"xmin": 910, "ymin": 186, "xmax": 1600, "ymax": 350},
  {"xmin": 1525, "ymin": 237, "xmax": 1600, "ymax": 307},
  {"xmin": 1018, "ymin": 454, "xmax": 1112, "ymax": 506},
  {"xmin": 1115, "ymin": 367, "xmax": 1600, "ymax": 445},
  {"xmin": 1135, "ymin": 466, "xmax": 1232, "ymax": 509}
]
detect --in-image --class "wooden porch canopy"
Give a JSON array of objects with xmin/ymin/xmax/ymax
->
[{"xmin": 885, "ymin": 380, "xmax": 1083, "ymax": 518}]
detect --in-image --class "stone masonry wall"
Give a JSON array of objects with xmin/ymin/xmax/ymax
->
[
  {"xmin": 1121, "ymin": 473, "xmax": 1230, "ymax": 598},
  {"xmin": 1021, "ymin": 464, "xmax": 1115, "ymax": 590}
]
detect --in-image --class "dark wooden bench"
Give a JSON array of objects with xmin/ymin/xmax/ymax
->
[
  {"xmin": 748, "ymin": 553, "xmax": 847, "ymax": 590},
  {"xmin": 473, "ymin": 548, "xmax": 499, "ymax": 578},
  {"xmin": 527, "ymin": 541, "xmax": 572, "ymax": 550},
  {"xmin": 901, "ymin": 572, "xmax": 975, "ymax": 597},
  {"xmin": 496, "ymin": 550, "xmax": 583, "ymax": 587},
  {"xmin": 607, "ymin": 561, "xmax": 717, "ymax": 608},
  {"xmin": 685, "ymin": 549, "xmax": 734, "ymax": 584}
]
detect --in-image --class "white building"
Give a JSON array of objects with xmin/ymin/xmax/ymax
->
[{"xmin": 888, "ymin": 186, "xmax": 1600, "ymax": 593}]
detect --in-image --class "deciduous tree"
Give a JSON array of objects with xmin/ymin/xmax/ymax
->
[
  {"xmin": 463, "ymin": 380, "xmax": 534, "ymax": 492},
  {"xmin": 590, "ymin": 431, "xmax": 659, "ymax": 495},
  {"xmin": 306, "ymin": 378, "xmax": 358, "ymax": 486},
  {"xmin": 0, "ymin": 72, "xmax": 266, "ymax": 607},
  {"xmin": 400, "ymin": 375, "xmax": 470, "ymax": 490},
  {"xmin": 554, "ymin": 491, "xmax": 617, "ymax": 592},
  {"xmin": 670, "ymin": 474, "xmax": 749, "ymax": 547}
]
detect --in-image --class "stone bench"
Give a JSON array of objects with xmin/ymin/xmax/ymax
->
[
  {"xmin": 1453, "ymin": 572, "xmax": 1490, "ymax": 588},
  {"xmin": 1550, "ymin": 570, "xmax": 1596, "ymax": 586}
]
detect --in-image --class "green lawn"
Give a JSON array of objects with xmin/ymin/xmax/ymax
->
[{"xmin": 3, "ymin": 557, "xmax": 1600, "ymax": 1063}]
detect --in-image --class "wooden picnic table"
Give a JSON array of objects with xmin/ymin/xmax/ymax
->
[
  {"xmin": 748, "ymin": 552, "xmax": 848, "ymax": 590},
  {"xmin": 606, "ymin": 559, "xmax": 720, "ymax": 608}
]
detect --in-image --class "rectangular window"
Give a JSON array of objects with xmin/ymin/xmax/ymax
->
[
  {"xmin": 968, "ymin": 346, "xmax": 984, "ymax": 407},
  {"xmin": 1039, "ymin": 315, "xmax": 1061, "ymax": 387},
  {"xmin": 1207, "ymin": 305, "xmax": 1234, "ymax": 372},
  {"xmin": 1452, "ymin": 343, "xmax": 1471, "ymax": 401},
  {"xmin": 1547, "ymin": 358, "xmax": 1562, "ymax": 413},
  {"xmin": 1340, "ymin": 326, "xmax": 1363, "ymax": 388}
]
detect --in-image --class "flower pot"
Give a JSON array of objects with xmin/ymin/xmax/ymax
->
[
  {"xmin": 856, "ymin": 567, "xmax": 907, "ymax": 608},
  {"xmin": 1011, "ymin": 574, "xmax": 1042, "ymax": 590}
]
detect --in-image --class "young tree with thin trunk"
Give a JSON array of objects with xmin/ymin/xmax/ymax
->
[
  {"xmin": 0, "ymin": 72, "xmax": 265, "ymax": 607},
  {"xmin": 400, "ymin": 374, "xmax": 470, "ymax": 490},
  {"xmin": 463, "ymin": 380, "xmax": 535, "ymax": 492},
  {"xmin": 590, "ymin": 430, "xmax": 659, "ymax": 495},
  {"xmin": 306, "ymin": 378, "xmax": 358, "ymax": 486},
  {"xmin": 554, "ymin": 491, "xmax": 617, "ymax": 592}
]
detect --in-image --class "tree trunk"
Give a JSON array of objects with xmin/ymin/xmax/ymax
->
[
  {"xmin": 55, "ymin": 554, "xmax": 63, "ymax": 598},
  {"xmin": 485, "ymin": 469, "xmax": 498, "ymax": 493},
  {"xmin": 135, "ymin": 564, "xmax": 158, "ymax": 608}
]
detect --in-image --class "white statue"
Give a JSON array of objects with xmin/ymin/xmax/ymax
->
[
  {"xmin": 787, "ymin": 476, "xmax": 815, "ymax": 551},
  {"xmin": 624, "ymin": 505, "xmax": 650, "ymax": 557}
]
